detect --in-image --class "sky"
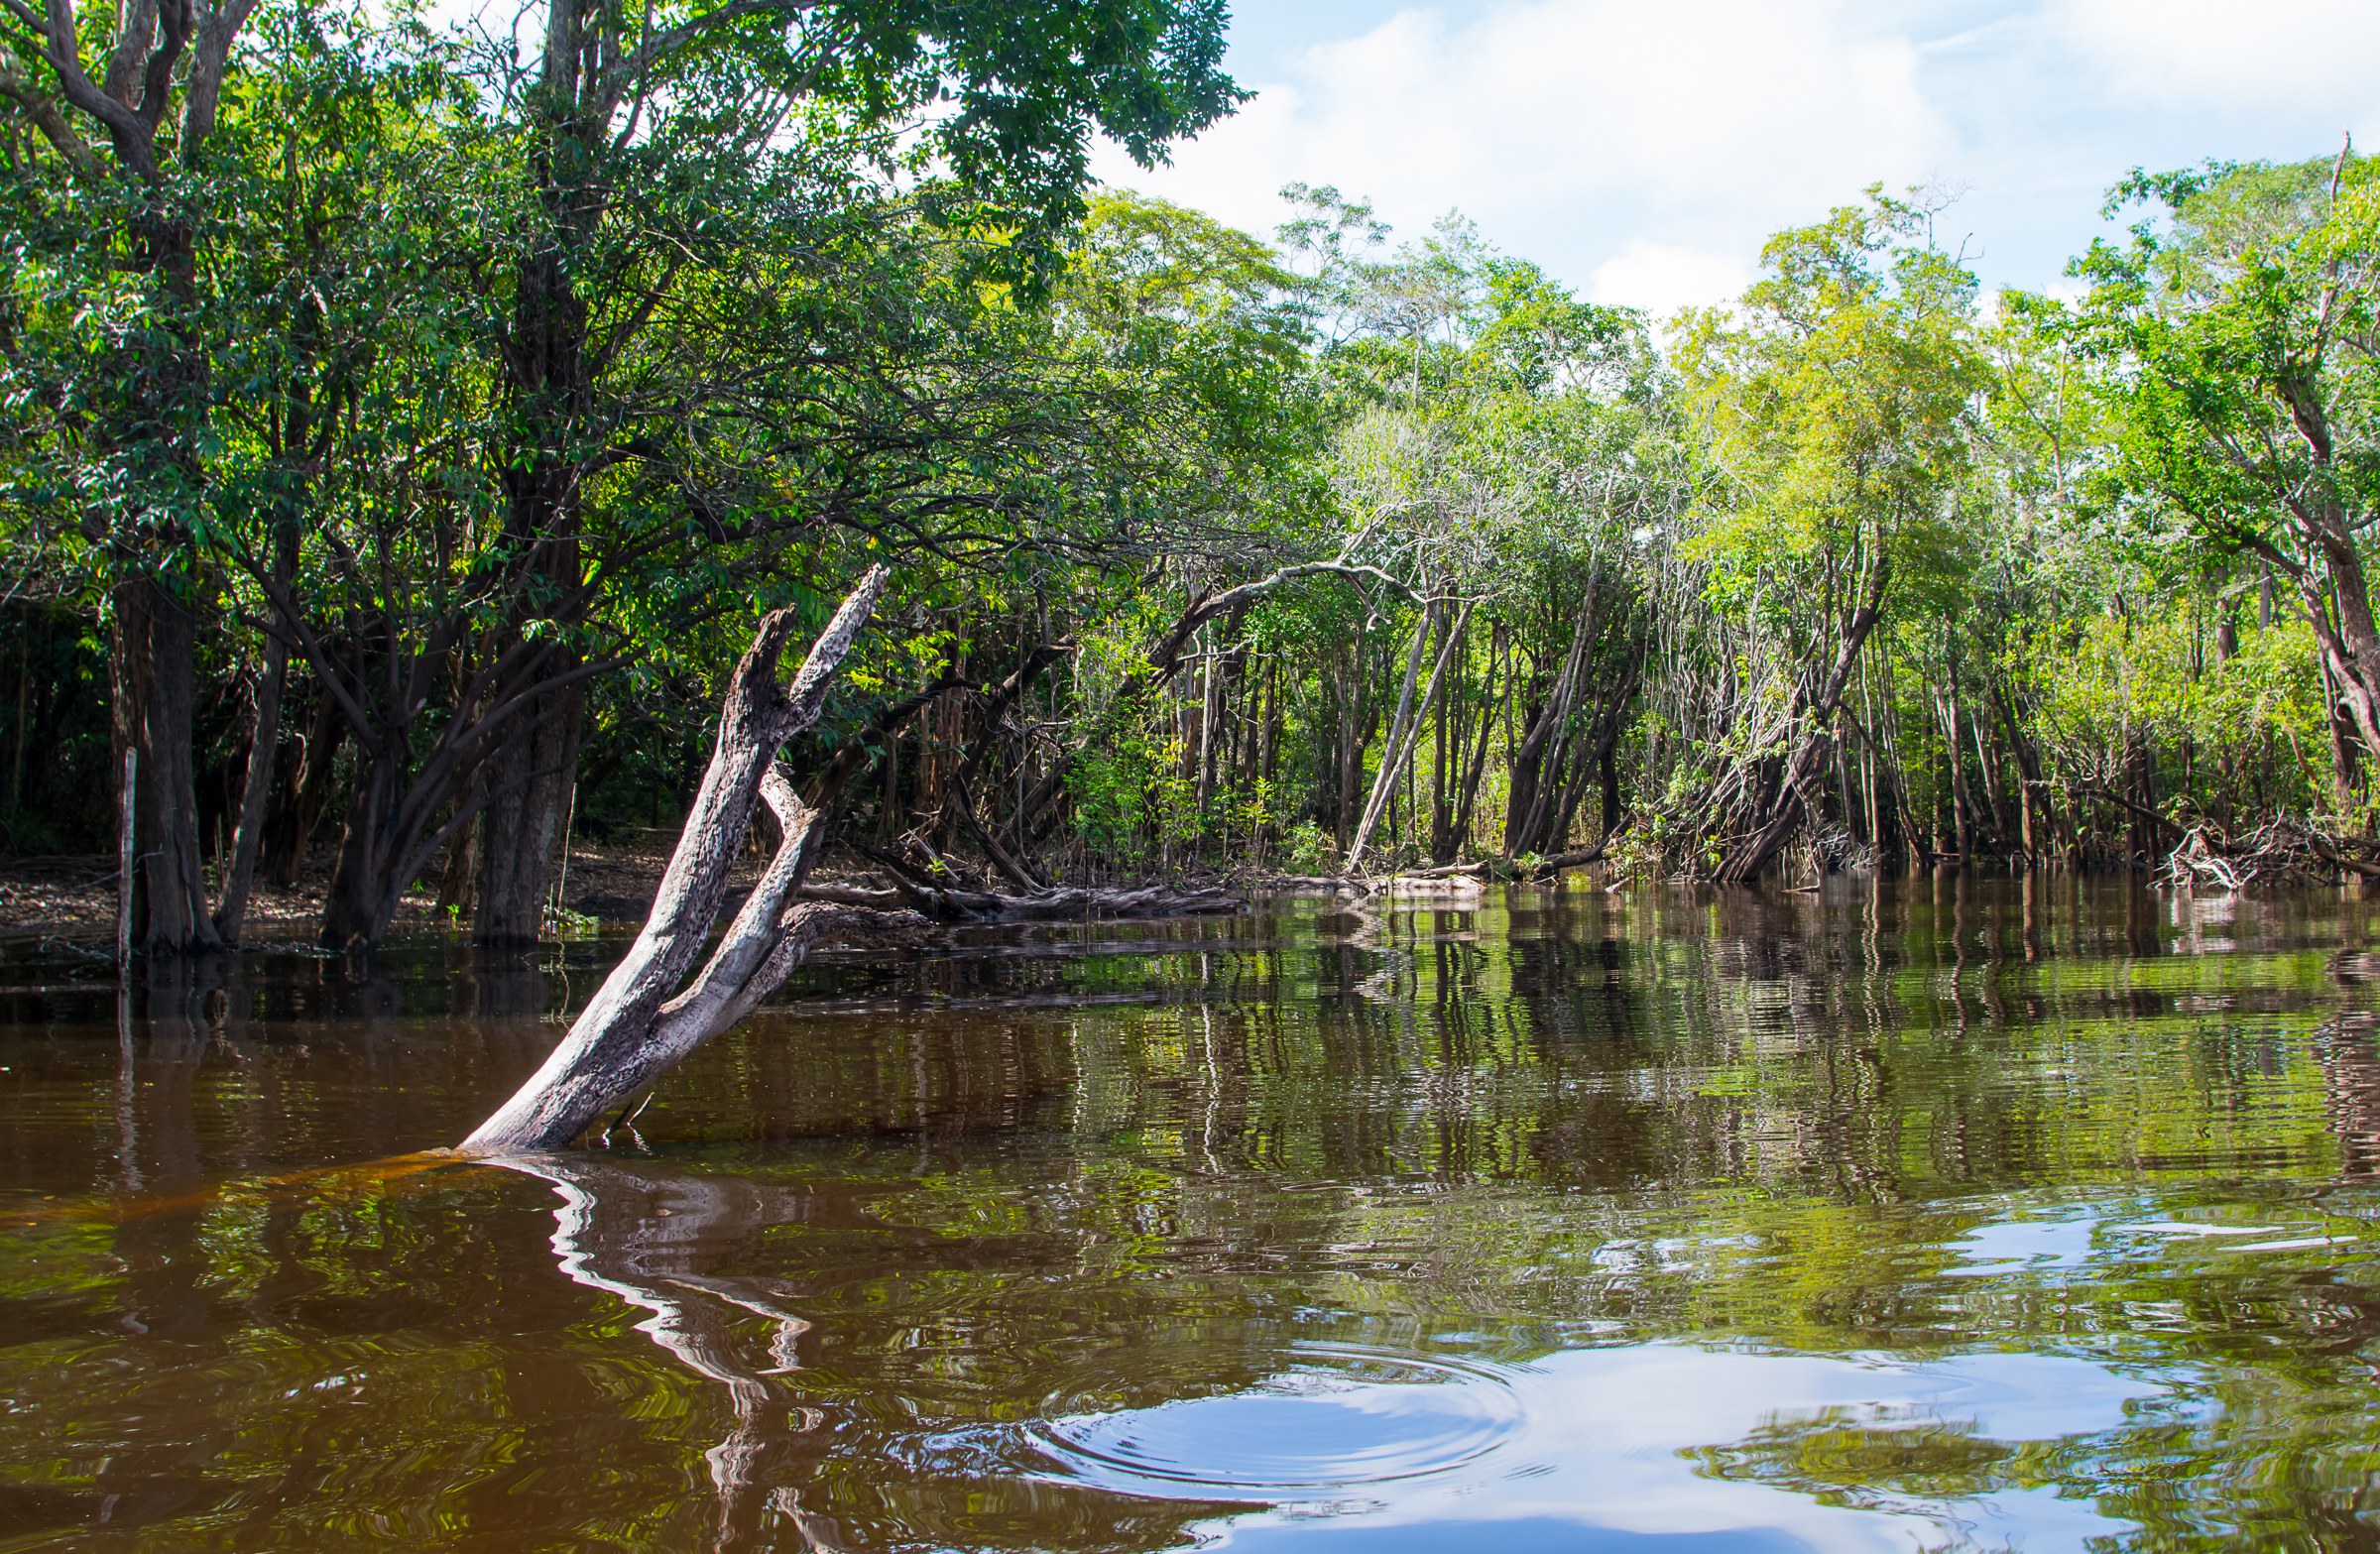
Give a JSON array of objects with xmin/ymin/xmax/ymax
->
[{"xmin": 1087, "ymin": 0, "xmax": 2380, "ymax": 318}]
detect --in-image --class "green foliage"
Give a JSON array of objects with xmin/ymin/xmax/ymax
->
[
  {"xmin": 1675, "ymin": 188, "xmax": 1985, "ymax": 628},
  {"xmin": 0, "ymin": 0, "xmax": 2369, "ymax": 903}
]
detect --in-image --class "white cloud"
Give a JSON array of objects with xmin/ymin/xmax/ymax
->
[
  {"xmin": 1095, "ymin": 1, "xmax": 2380, "ymax": 314},
  {"xmin": 1588, "ymin": 241, "xmax": 1754, "ymax": 317},
  {"xmin": 2049, "ymin": 0, "xmax": 2380, "ymax": 116},
  {"xmin": 1099, "ymin": 0, "xmax": 1950, "ymax": 309}
]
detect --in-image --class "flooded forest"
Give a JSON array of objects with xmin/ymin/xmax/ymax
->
[{"xmin": 4, "ymin": 0, "xmax": 2380, "ymax": 1549}]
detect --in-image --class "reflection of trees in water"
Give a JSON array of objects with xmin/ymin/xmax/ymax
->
[
  {"xmin": 18, "ymin": 884, "xmax": 2380, "ymax": 1547},
  {"xmin": 2318, "ymin": 1014, "xmax": 2380, "ymax": 1181},
  {"xmin": 654, "ymin": 880, "xmax": 2351, "ymax": 1213},
  {"xmin": 95, "ymin": 962, "xmax": 227, "ymax": 1527},
  {"xmin": 492, "ymin": 1151, "xmax": 1253, "ymax": 1553},
  {"xmin": 1692, "ymin": 1382, "xmax": 2380, "ymax": 1549},
  {"xmin": 1689, "ymin": 1408, "xmax": 2028, "ymax": 1522},
  {"xmin": 494, "ymin": 1155, "xmax": 841, "ymax": 1552}
]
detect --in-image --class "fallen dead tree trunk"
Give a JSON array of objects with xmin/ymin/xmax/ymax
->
[
  {"xmin": 1400, "ymin": 842, "xmax": 1613, "ymax": 883},
  {"xmin": 461, "ymin": 569, "xmax": 889, "ymax": 1155},
  {"xmin": 1251, "ymin": 837, "xmax": 1616, "ymax": 899},
  {"xmin": 824, "ymin": 857, "xmax": 1240, "ymax": 922}
]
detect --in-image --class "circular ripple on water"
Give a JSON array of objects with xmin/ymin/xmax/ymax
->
[{"xmin": 1025, "ymin": 1345, "xmax": 1526, "ymax": 1498}]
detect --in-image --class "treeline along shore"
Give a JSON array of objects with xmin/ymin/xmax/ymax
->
[{"xmin": 5, "ymin": 0, "xmax": 2379, "ymax": 953}]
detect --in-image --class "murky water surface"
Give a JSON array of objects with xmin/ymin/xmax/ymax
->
[{"xmin": 5, "ymin": 881, "xmax": 2380, "ymax": 1551}]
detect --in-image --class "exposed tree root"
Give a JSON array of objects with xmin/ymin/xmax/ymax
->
[{"xmin": 2160, "ymin": 817, "xmax": 2380, "ymax": 889}]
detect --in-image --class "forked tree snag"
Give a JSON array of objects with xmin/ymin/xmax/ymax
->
[{"xmin": 461, "ymin": 568, "xmax": 889, "ymax": 1155}]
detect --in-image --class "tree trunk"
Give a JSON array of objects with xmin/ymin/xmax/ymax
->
[
  {"xmin": 1430, "ymin": 609, "xmax": 1455, "ymax": 862},
  {"xmin": 463, "ymin": 568, "xmax": 889, "ymax": 1154},
  {"xmin": 1450, "ymin": 620, "xmax": 1505, "ymax": 858},
  {"xmin": 319, "ymin": 742, "xmax": 405, "ymax": 950},
  {"xmin": 209, "ymin": 630, "xmax": 286, "ymax": 943},
  {"xmin": 263, "ymin": 685, "xmax": 345, "ymax": 889},
  {"xmin": 476, "ymin": 682, "xmax": 585, "ymax": 944},
  {"xmin": 1505, "ymin": 588, "xmax": 1597, "ymax": 855},
  {"xmin": 113, "ymin": 576, "xmax": 219, "ymax": 953},
  {"xmin": 2125, "ymin": 727, "xmax": 2160, "ymax": 863},
  {"xmin": 29, "ymin": 6, "xmax": 253, "ymax": 954},
  {"xmin": 1558, "ymin": 657, "xmax": 1636, "ymax": 848},
  {"xmin": 1346, "ymin": 605, "xmax": 1439, "ymax": 872},
  {"xmin": 437, "ymin": 811, "xmax": 481, "ymax": 919}
]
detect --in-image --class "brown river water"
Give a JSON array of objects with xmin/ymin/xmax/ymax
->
[{"xmin": 4, "ymin": 879, "xmax": 2380, "ymax": 1551}]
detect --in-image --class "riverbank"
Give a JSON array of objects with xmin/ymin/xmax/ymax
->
[{"xmin": 0, "ymin": 834, "xmax": 753, "ymax": 944}]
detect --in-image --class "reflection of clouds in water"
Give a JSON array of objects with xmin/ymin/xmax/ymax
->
[
  {"xmin": 1037, "ymin": 1344, "xmax": 2167, "ymax": 1551},
  {"xmin": 1941, "ymin": 1208, "xmax": 2104, "ymax": 1276},
  {"xmin": 509, "ymin": 1158, "xmax": 2208, "ymax": 1553}
]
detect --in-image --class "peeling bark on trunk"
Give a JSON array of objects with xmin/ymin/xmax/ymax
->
[{"xmin": 462, "ymin": 568, "xmax": 889, "ymax": 1154}]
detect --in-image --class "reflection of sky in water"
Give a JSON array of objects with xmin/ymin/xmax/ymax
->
[
  {"xmin": 1035, "ymin": 1342, "xmax": 2170, "ymax": 1550},
  {"xmin": 14, "ymin": 886, "xmax": 2380, "ymax": 1551},
  {"xmin": 1941, "ymin": 1208, "xmax": 2105, "ymax": 1276},
  {"xmin": 1947, "ymin": 1205, "xmax": 2371, "ymax": 1277}
]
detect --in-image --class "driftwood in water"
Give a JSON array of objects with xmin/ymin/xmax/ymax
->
[
  {"xmin": 2164, "ymin": 817, "xmax": 2380, "ymax": 888},
  {"xmin": 461, "ymin": 568, "xmax": 889, "ymax": 1154}
]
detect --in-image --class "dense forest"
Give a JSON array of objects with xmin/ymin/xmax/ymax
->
[{"xmin": 3, "ymin": 0, "xmax": 2377, "ymax": 954}]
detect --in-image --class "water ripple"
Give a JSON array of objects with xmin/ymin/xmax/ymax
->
[{"xmin": 1023, "ymin": 1344, "xmax": 1526, "ymax": 1499}]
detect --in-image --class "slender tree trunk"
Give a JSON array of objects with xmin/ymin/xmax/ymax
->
[
  {"xmin": 10, "ymin": 633, "xmax": 28, "ymax": 809},
  {"xmin": 264, "ymin": 687, "xmax": 344, "ymax": 889},
  {"xmin": 320, "ymin": 740, "xmax": 406, "ymax": 949},
  {"xmin": 212, "ymin": 519, "xmax": 299, "ymax": 941},
  {"xmin": 1551, "ymin": 657, "xmax": 1636, "ymax": 851},
  {"xmin": 210, "ymin": 633, "xmax": 285, "ymax": 944},
  {"xmin": 2125, "ymin": 726, "xmax": 2160, "ymax": 863},
  {"xmin": 1431, "ymin": 611, "xmax": 1455, "ymax": 861},
  {"xmin": 437, "ymin": 811, "xmax": 481, "ymax": 919},
  {"xmin": 1506, "ymin": 589, "xmax": 1597, "ymax": 855},
  {"xmin": 1945, "ymin": 691, "xmax": 1973, "ymax": 862},
  {"xmin": 1451, "ymin": 621, "xmax": 1505, "ymax": 857},
  {"xmin": 2320, "ymin": 657, "xmax": 2361, "ymax": 810},
  {"xmin": 1715, "ymin": 553, "xmax": 1890, "ymax": 883},
  {"xmin": 1346, "ymin": 605, "xmax": 1437, "ymax": 872}
]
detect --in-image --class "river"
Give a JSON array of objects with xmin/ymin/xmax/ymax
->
[{"xmin": 2, "ymin": 878, "xmax": 2376, "ymax": 1550}]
